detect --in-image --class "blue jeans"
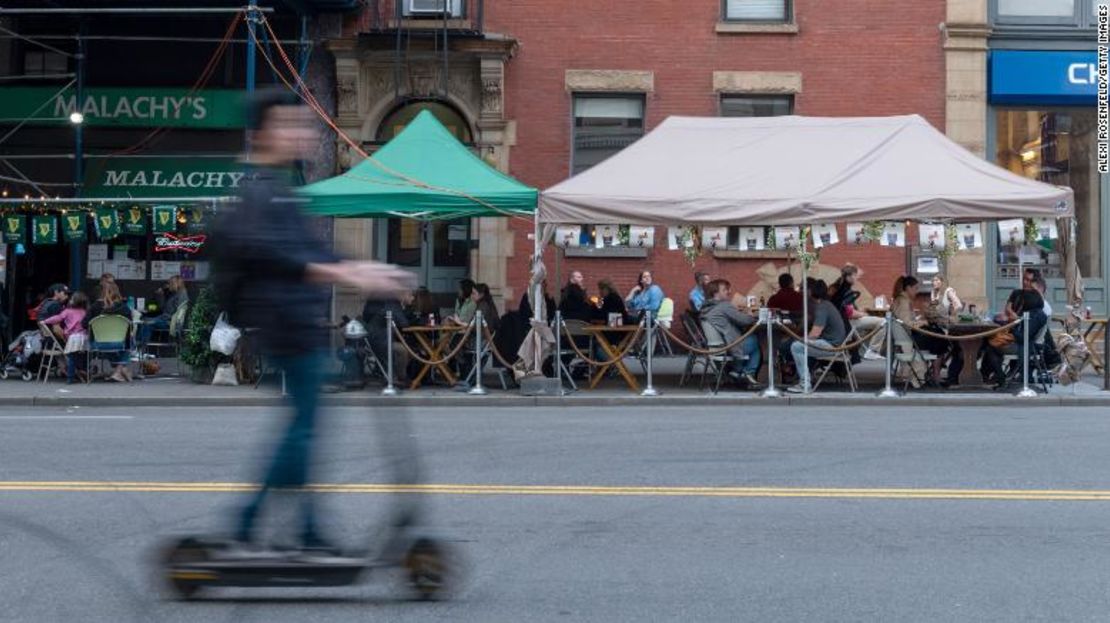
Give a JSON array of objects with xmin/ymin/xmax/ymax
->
[
  {"xmin": 734, "ymin": 335, "xmax": 761, "ymax": 375},
  {"xmin": 236, "ymin": 352, "xmax": 325, "ymax": 545},
  {"xmin": 138, "ymin": 316, "xmax": 170, "ymax": 346},
  {"xmin": 65, "ymin": 353, "xmax": 86, "ymax": 380},
  {"xmin": 90, "ymin": 341, "xmax": 128, "ymax": 365}
]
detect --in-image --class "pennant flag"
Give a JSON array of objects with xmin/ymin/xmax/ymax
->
[
  {"xmin": 32, "ymin": 215, "xmax": 57, "ymax": 245},
  {"xmin": 93, "ymin": 207, "xmax": 121, "ymax": 240},
  {"xmin": 879, "ymin": 222, "xmax": 906, "ymax": 247},
  {"xmin": 594, "ymin": 224, "xmax": 619, "ymax": 248},
  {"xmin": 701, "ymin": 227, "xmax": 728, "ymax": 250},
  {"xmin": 152, "ymin": 206, "xmax": 177, "ymax": 233},
  {"xmin": 846, "ymin": 223, "xmax": 867, "ymax": 245},
  {"xmin": 812, "ymin": 224, "xmax": 839, "ymax": 248},
  {"xmin": 629, "ymin": 226, "xmax": 655, "ymax": 248},
  {"xmin": 123, "ymin": 206, "xmax": 147, "ymax": 235},
  {"xmin": 555, "ymin": 226, "xmax": 580, "ymax": 248},
  {"xmin": 997, "ymin": 219, "xmax": 1024, "ymax": 246},
  {"xmin": 956, "ymin": 223, "xmax": 982, "ymax": 250},
  {"xmin": 2, "ymin": 215, "xmax": 25, "ymax": 244},
  {"xmin": 185, "ymin": 207, "xmax": 206, "ymax": 234},
  {"xmin": 918, "ymin": 223, "xmax": 946, "ymax": 251},
  {"xmin": 774, "ymin": 226, "xmax": 800, "ymax": 250},
  {"xmin": 667, "ymin": 227, "xmax": 693, "ymax": 250},
  {"xmin": 738, "ymin": 227, "xmax": 764, "ymax": 251},
  {"xmin": 62, "ymin": 212, "xmax": 87, "ymax": 242},
  {"xmin": 1032, "ymin": 217, "xmax": 1058, "ymax": 241}
]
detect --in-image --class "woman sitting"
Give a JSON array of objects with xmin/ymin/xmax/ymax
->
[
  {"xmin": 625, "ymin": 270, "xmax": 664, "ymax": 318},
  {"xmin": 891, "ymin": 276, "xmax": 931, "ymax": 388},
  {"xmin": 42, "ymin": 292, "xmax": 90, "ymax": 384},
  {"xmin": 927, "ymin": 275, "xmax": 964, "ymax": 387},
  {"xmin": 82, "ymin": 282, "xmax": 133, "ymax": 382}
]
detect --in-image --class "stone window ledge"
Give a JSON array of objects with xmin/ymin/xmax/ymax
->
[
  {"xmin": 712, "ymin": 249, "xmax": 795, "ymax": 260},
  {"xmin": 564, "ymin": 246, "xmax": 648, "ymax": 259},
  {"xmin": 715, "ymin": 22, "xmax": 799, "ymax": 35}
]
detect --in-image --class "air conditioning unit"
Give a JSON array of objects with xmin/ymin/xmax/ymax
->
[{"xmin": 406, "ymin": 0, "xmax": 460, "ymax": 16}]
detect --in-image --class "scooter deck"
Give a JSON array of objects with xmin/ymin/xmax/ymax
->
[{"xmin": 171, "ymin": 556, "xmax": 369, "ymax": 588}]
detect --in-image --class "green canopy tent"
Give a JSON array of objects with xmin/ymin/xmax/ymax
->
[{"xmin": 299, "ymin": 110, "xmax": 537, "ymax": 220}]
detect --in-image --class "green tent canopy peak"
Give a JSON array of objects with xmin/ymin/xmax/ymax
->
[{"xmin": 299, "ymin": 110, "xmax": 537, "ymax": 219}]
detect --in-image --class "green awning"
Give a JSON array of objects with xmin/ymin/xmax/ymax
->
[{"xmin": 300, "ymin": 110, "xmax": 537, "ymax": 220}]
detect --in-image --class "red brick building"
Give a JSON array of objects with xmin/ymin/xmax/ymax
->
[{"xmin": 331, "ymin": 0, "xmax": 945, "ymax": 317}]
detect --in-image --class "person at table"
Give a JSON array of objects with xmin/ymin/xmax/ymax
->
[
  {"xmin": 891, "ymin": 276, "xmax": 934, "ymax": 388},
  {"xmin": 701, "ymin": 278, "xmax": 762, "ymax": 389},
  {"xmin": 926, "ymin": 275, "xmax": 965, "ymax": 388},
  {"xmin": 982, "ymin": 288, "xmax": 1047, "ymax": 389},
  {"xmin": 688, "ymin": 271, "xmax": 710, "ymax": 313},
  {"xmin": 559, "ymin": 270, "xmax": 594, "ymax": 322},
  {"xmin": 474, "ymin": 282, "xmax": 501, "ymax": 333},
  {"xmin": 82, "ymin": 281, "xmax": 133, "ymax": 383},
  {"xmin": 766, "ymin": 273, "xmax": 804, "ymax": 315},
  {"xmin": 929, "ymin": 275, "xmax": 963, "ymax": 321},
  {"xmin": 138, "ymin": 275, "xmax": 189, "ymax": 347},
  {"xmin": 830, "ymin": 263, "xmax": 884, "ymax": 360},
  {"xmin": 1024, "ymin": 268, "xmax": 1053, "ymax": 317},
  {"xmin": 41, "ymin": 291, "xmax": 90, "ymax": 384},
  {"xmin": 361, "ymin": 289, "xmax": 412, "ymax": 385},
  {"xmin": 594, "ymin": 279, "xmax": 628, "ymax": 323},
  {"xmin": 34, "ymin": 283, "xmax": 70, "ymax": 340},
  {"xmin": 625, "ymin": 270, "xmax": 664, "ymax": 317},
  {"xmin": 786, "ymin": 279, "xmax": 847, "ymax": 393},
  {"xmin": 519, "ymin": 280, "xmax": 557, "ymax": 323},
  {"xmin": 446, "ymin": 279, "xmax": 477, "ymax": 326}
]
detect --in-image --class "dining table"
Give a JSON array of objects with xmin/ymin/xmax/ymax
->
[
  {"xmin": 935, "ymin": 320, "xmax": 1008, "ymax": 386},
  {"xmin": 402, "ymin": 324, "xmax": 466, "ymax": 390},
  {"xmin": 580, "ymin": 324, "xmax": 642, "ymax": 392}
]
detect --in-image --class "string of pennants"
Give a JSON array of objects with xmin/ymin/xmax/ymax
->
[
  {"xmin": 555, "ymin": 219, "xmax": 1060, "ymax": 251},
  {"xmin": 1, "ymin": 206, "xmax": 207, "ymax": 245}
]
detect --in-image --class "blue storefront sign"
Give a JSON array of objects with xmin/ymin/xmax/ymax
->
[{"xmin": 990, "ymin": 50, "xmax": 1098, "ymax": 106}]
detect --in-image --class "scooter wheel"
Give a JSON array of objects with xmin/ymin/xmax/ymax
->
[
  {"xmin": 0, "ymin": 369, "xmax": 8, "ymax": 380},
  {"xmin": 404, "ymin": 538, "xmax": 449, "ymax": 600},
  {"xmin": 161, "ymin": 538, "xmax": 208, "ymax": 600},
  {"xmin": 20, "ymin": 370, "xmax": 33, "ymax": 382}
]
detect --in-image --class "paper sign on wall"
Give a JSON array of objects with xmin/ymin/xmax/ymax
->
[
  {"xmin": 1033, "ymin": 217, "xmax": 1058, "ymax": 240},
  {"xmin": 879, "ymin": 222, "xmax": 905, "ymax": 247},
  {"xmin": 738, "ymin": 227, "xmax": 764, "ymax": 251},
  {"xmin": 918, "ymin": 224, "xmax": 946, "ymax": 251},
  {"xmin": 594, "ymin": 224, "xmax": 619, "ymax": 249},
  {"xmin": 811, "ymin": 224, "xmax": 838, "ymax": 248},
  {"xmin": 629, "ymin": 226, "xmax": 655, "ymax": 248},
  {"xmin": 555, "ymin": 226, "xmax": 581, "ymax": 248},
  {"xmin": 998, "ymin": 219, "xmax": 1024, "ymax": 246},
  {"xmin": 87, "ymin": 244, "xmax": 108, "ymax": 261},
  {"xmin": 846, "ymin": 223, "xmax": 867, "ymax": 245},
  {"xmin": 956, "ymin": 223, "xmax": 983, "ymax": 250},
  {"xmin": 666, "ymin": 227, "xmax": 682, "ymax": 251},
  {"xmin": 701, "ymin": 227, "xmax": 728, "ymax": 250},
  {"xmin": 774, "ymin": 226, "xmax": 800, "ymax": 250}
]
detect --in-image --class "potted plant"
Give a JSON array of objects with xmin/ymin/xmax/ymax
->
[{"xmin": 179, "ymin": 285, "xmax": 220, "ymax": 383}]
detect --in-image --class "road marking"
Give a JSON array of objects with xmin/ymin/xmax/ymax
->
[
  {"xmin": 2, "ymin": 481, "xmax": 1110, "ymax": 501},
  {"xmin": 0, "ymin": 415, "xmax": 133, "ymax": 420}
]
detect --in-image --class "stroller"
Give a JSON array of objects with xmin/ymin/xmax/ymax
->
[
  {"xmin": 2, "ymin": 329, "xmax": 42, "ymax": 381},
  {"xmin": 336, "ymin": 317, "xmax": 387, "ymax": 389}
]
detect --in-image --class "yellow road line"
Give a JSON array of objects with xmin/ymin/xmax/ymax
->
[{"xmin": 1, "ymin": 481, "xmax": 1110, "ymax": 501}]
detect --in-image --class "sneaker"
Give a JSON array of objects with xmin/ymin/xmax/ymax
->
[
  {"xmin": 741, "ymin": 372, "xmax": 762, "ymax": 388},
  {"xmin": 863, "ymin": 350, "xmax": 885, "ymax": 361},
  {"xmin": 785, "ymin": 383, "xmax": 806, "ymax": 394}
]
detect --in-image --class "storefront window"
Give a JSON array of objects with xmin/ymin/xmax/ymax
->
[{"xmin": 995, "ymin": 108, "xmax": 1101, "ymax": 278}]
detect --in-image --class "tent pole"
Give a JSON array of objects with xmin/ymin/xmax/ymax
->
[
  {"xmin": 802, "ymin": 260, "xmax": 809, "ymax": 394},
  {"xmin": 533, "ymin": 215, "xmax": 542, "ymax": 373}
]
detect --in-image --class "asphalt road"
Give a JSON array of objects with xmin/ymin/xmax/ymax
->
[{"xmin": 3, "ymin": 404, "xmax": 1110, "ymax": 622}]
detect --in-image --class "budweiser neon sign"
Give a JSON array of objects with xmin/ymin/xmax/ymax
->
[{"xmin": 154, "ymin": 233, "xmax": 206, "ymax": 254}]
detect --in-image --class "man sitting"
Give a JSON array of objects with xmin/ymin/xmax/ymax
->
[
  {"xmin": 786, "ymin": 280, "xmax": 847, "ymax": 393},
  {"xmin": 558, "ymin": 270, "xmax": 594, "ymax": 322},
  {"xmin": 688, "ymin": 271, "xmax": 710, "ymax": 313},
  {"xmin": 700, "ymin": 279, "xmax": 761, "ymax": 388},
  {"xmin": 766, "ymin": 273, "xmax": 803, "ymax": 315}
]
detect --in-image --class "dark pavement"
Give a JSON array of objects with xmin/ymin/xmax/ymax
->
[{"xmin": 3, "ymin": 405, "xmax": 1110, "ymax": 621}]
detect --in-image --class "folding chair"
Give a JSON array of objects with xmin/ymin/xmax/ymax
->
[
  {"xmin": 699, "ymin": 320, "xmax": 737, "ymax": 395},
  {"xmin": 679, "ymin": 311, "xmax": 711, "ymax": 387},
  {"xmin": 36, "ymin": 322, "xmax": 65, "ymax": 383},
  {"xmin": 653, "ymin": 297, "xmax": 676, "ymax": 357},
  {"xmin": 809, "ymin": 328, "xmax": 858, "ymax": 392},
  {"xmin": 143, "ymin": 302, "xmax": 189, "ymax": 376},
  {"xmin": 558, "ymin": 319, "xmax": 595, "ymax": 391},
  {"xmin": 86, "ymin": 314, "xmax": 132, "ymax": 384},
  {"xmin": 890, "ymin": 322, "xmax": 937, "ymax": 391},
  {"xmin": 1003, "ymin": 321, "xmax": 1051, "ymax": 392}
]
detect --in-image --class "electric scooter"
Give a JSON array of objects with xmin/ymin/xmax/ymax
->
[{"xmin": 158, "ymin": 408, "xmax": 455, "ymax": 601}]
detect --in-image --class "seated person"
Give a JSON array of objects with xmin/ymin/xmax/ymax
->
[
  {"xmin": 688, "ymin": 271, "xmax": 710, "ymax": 313},
  {"xmin": 361, "ymin": 290, "xmax": 413, "ymax": 384},
  {"xmin": 786, "ymin": 280, "xmax": 847, "ymax": 393},
  {"xmin": 474, "ymin": 283, "xmax": 501, "ymax": 334},
  {"xmin": 700, "ymin": 279, "xmax": 761, "ymax": 388},
  {"xmin": 831, "ymin": 264, "xmax": 884, "ymax": 360},
  {"xmin": 35, "ymin": 283, "xmax": 70, "ymax": 340},
  {"xmin": 891, "ymin": 276, "xmax": 932, "ymax": 388},
  {"xmin": 519, "ymin": 280, "xmax": 557, "ymax": 324},
  {"xmin": 559, "ymin": 271, "xmax": 594, "ymax": 322},
  {"xmin": 139, "ymin": 275, "xmax": 189, "ymax": 346},
  {"xmin": 766, "ymin": 273, "xmax": 804, "ymax": 315},
  {"xmin": 447, "ymin": 279, "xmax": 477, "ymax": 326},
  {"xmin": 83, "ymin": 282, "xmax": 133, "ymax": 383},
  {"xmin": 625, "ymin": 270, "xmax": 664, "ymax": 318},
  {"xmin": 981, "ymin": 288, "xmax": 1046, "ymax": 389}
]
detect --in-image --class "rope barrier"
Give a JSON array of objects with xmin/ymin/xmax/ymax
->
[
  {"xmin": 481, "ymin": 325, "xmax": 520, "ymax": 370},
  {"xmin": 900, "ymin": 318, "xmax": 1022, "ymax": 341},
  {"xmin": 775, "ymin": 322, "xmax": 886, "ymax": 352},
  {"xmin": 559, "ymin": 323, "xmax": 645, "ymax": 367},
  {"xmin": 390, "ymin": 321, "xmax": 476, "ymax": 366},
  {"xmin": 658, "ymin": 321, "xmax": 763, "ymax": 356}
]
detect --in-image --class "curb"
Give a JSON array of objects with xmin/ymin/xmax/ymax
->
[{"xmin": 8, "ymin": 391, "xmax": 1110, "ymax": 409}]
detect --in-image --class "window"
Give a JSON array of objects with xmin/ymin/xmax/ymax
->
[
  {"xmin": 995, "ymin": 109, "xmax": 1101, "ymax": 278},
  {"xmin": 23, "ymin": 51, "xmax": 67, "ymax": 76},
  {"xmin": 572, "ymin": 94, "xmax": 644, "ymax": 175},
  {"xmin": 724, "ymin": 0, "xmax": 790, "ymax": 22},
  {"xmin": 402, "ymin": 0, "xmax": 464, "ymax": 18},
  {"xmin": 998, "ymin": 0, "xmax": 1076, "ymax": 18},
  {"xmin": 720, "ymin": 95, "xmax": 794, "ymax": 117}
]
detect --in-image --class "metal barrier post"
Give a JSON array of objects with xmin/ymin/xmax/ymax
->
[
  {"xmin": 877, "ymin": 311, "xmax": 899, "ymax": 398},
  {"xmin": 760, "ymin": 312, "xmax": 782, "ymax": 398},
  {"xmin": 468, "ymin": 312, "xmax": 488, "ymax": 395},
  {"xmin": 641, "ymin": 310, "xmax": 660, "ymax": 397},
  {"xmin": 554, "ymin": 310, "xmax": 564, "ymax": 395},
  {"xmin": 382, "ymin": 310, "xmax": 398, "ymax": 396},
  {"xmin": 1016, "ymin": 311, "xmax": 1036, "ymax": 398}
]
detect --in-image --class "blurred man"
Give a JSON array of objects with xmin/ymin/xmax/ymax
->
[{"xmin": 212, "ymin": 89, "xmax": 412, "ymax": 552}]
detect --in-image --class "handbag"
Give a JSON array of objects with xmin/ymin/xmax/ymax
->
[
  {"xmin": 988, "ymin": 329, "xmax": 1015, "ymax": 349},
  {"xmin": 211, "ymin": 362, "xmax": 239, "ymax": 386},
  {"xmin": 209, "ymin": 313, "xmax": 241, "ymax": 356}
]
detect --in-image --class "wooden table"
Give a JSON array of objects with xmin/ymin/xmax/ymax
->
[
  {"xmin": 581, "ymin": 325, "xmax": 641, "ymax": 392},
  {"xmin": 402, "ymin": 324, "xmax": 465, "ymax": 390},
  {"xmin": 938, "ymin": 321, "xmax": 1003, "ymax": 385}
]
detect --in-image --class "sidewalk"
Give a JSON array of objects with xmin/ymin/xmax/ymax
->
[{"xmin": 1, "ymin": 356, "xmax": 1108, "ymax": 408}]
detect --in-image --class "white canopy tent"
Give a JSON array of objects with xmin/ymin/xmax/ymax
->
[{"xmin": 533, "ymin": 114, "xmax": 1077, "ymax": 394}]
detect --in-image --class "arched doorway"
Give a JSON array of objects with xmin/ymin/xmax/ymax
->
[{"xmin": 375, "ymin": 100, "xmax": 474, "ymax": 303}]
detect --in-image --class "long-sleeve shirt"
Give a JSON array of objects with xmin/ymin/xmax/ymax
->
[
  {"xmin": 627, "ymin": 284, "xmax": 664, "ymax": 314},
  {"xmin": 688, "ymin": 286, "xmax": 706, "ymax": 312},
  {"xmin": 43, "ymin": 308, "xmax": 88, "ymax": 338}
]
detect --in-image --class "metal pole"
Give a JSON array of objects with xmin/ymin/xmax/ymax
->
[
  {"xmin": 382, "ymin": 310, "xmax": 398, "ymax": 396},
  {"xmin": 1017, "ymin": 311, "xmax": 1036, "ymax": 397},
  {"xmin": 69, "ymin": 27, "xmax": 85, "ymax": 292},
  {"xmin": 1103, "ymin": 318, "xmax": 1109, "ymax": 391},
  {"xmin": 760, "ymin": 311, "xmax": 782, "ymax": 398},
  {"xmin": 554, "ymin": 309, "xmax": 564, "ymax": 394},
  {"xmin": 468, "ymin": 311, "xmax": 488, "ymax": 395},
  {"xmin": 245, "ymin": 0, "xmax": 257, "ymax": 154},
  {"xmin": 877, "ymin": 312, "xmax": 899, "ymax": 398},
  {"xmin": 801, "ymin": 264, "xmax": 810, "ymax": 393},
  {"xmin": 641, "ymin": 310, "xmax": 659, "ymax": 396}
]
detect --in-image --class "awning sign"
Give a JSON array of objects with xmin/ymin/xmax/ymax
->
[
  {"xmin": 0, "ymin": 87, "xmax": 245, "ymax": 128},
  {"xmin": 83, "ymin": 158, "xmax": 244, "ymax": 198}
]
